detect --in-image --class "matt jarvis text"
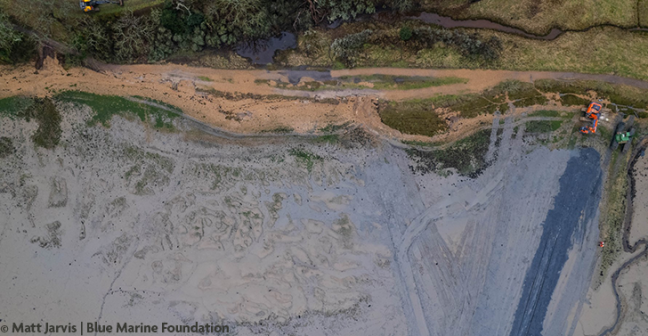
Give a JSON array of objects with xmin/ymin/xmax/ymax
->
[{"xmin": 8, "ymin": 322, "xmax": 230, "ymax": 334}]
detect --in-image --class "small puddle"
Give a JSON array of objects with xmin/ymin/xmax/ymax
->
[
  {"xmin": 410, "ymin": 12, "xmax": 563, "ymax": 40},
  {"xmin": 235, "ymin": 32, "xmax": 297, "ymax": 65}
]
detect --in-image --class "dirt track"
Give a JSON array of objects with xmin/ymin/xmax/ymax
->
[{"xmin": 3, "ymin": 58, "xmax": 648, "ymax": 143}]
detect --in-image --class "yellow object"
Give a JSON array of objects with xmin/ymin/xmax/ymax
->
[{"xmin": 84, "ymin": 6, "xmax": 92, "ymax": 11}]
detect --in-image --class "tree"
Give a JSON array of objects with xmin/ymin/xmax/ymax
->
[
  {"xmin": 111, "ymin": 11, "xmax": 156, "ymax": 62},
  {"xmin": 203, "ymin": 0, "xmax": 271, "ymax": 43},
  {"xmin": 0, "ymin": 11, "xmax": 35, "ymax": 64},
  {"xmin": 316, "ymin": 0, "xmax": 376, "ymax": 22}
]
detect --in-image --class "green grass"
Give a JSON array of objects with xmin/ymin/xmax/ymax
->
[
  {"xmin": 131, "ymin": 96, "xmax": 183, "ymax": 113},
  {"xmin": 525, "ymin": 120, "xmax": 564, "ymax": 133},
  {"xmin": 640, "ymin": 0, "xmax": 648, "ymax": 27},
  {"xmin": 560, "ymin": 94, "xmax": 590, "ymax": 107},
  {"xmin": 198, "ymin": 76, "xmax": 213, "ymax": 82},
  {"xmin": 529, "ymin": 110, "xmax": 563, "ymax": 118},
  {"xmin": 379, "ymin": 99, "xmax": 448, "ymax": 137},
  {"xmin": 314, "ymin": 134, "xmax": 340, "ymax": 144},
  {"xmin": 378, "ymin": 80, "xmax": 536, "ymax": 136},
  {"xmin": 0, "ymin": 96, "xmax": 35, "ymax": 119},
  {"xmin": 55, "ymin": 91, "xmax": 179, "ymax": 130}
]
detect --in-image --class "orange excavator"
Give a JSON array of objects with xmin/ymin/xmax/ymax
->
[
  {"xmin": 580, "ymin": 102, "xmax": 602, "ymax": 134},
  {"xmin": 80, "ymin": 0, "xmax": 123, "ymax": 12}
]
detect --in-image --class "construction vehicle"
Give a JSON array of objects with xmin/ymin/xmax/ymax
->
[
  {"xmin": 580, "ymin": 102, "xmax": 603, "ymax": 134},
  {"xmin": 80, "ymin": 0, "xmax": 123, "ymax": 12},
  {"xmin": 610, "ymin": 115, "xmax": 635, "ymax": 153}
]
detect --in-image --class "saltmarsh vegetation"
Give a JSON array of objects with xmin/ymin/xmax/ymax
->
[
  {"xmin": 422, "ymin": 0, "xmax": 642, "ymax": 34},
  {"xmin": 0, "ymin": 92, "xmax": 183, "ymax": 152},
  {"xmin": 380, "ymin": 79, "xmax": 648, "ymax": 138},
  {"xmin": 256, "ymin": 75, "xmax": 467, "ymax": 91},
  {"xmin": 0, "ymin": 96, "xmax": 62, "ymax": 149},
  {"xmin": 406, "ymin": 129, "xmax": 491, "ymax": 178},
  {"xmin": 56, "ymin": 91, "xmax": 180, "ymax": 129},
  {"xmin": 598, "ymin": 151, "xmax": 630, "ymax": 281},
  {"xmin": 289, "ymin": 148, "xmax": 322, "ymax": 172},
  {"xmin": 281, "ymin": 22, "xmax": 648, "ymax": 81},
  {"xmin": 378, "ymin": 79, "xmax": 539, "ymax": 137}
]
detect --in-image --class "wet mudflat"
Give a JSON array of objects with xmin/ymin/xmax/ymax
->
[
  {"xmin": 510, "ymin": 148, "xmax": 602, "ymax": 336},
  {"xmin": 0, "ymin": 95, "xmax": 606, "ymax": 336}
]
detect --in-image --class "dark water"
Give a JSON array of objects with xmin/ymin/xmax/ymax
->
[
  {"xmin": 508, "ymin": 148, "xmax": 602, "ymax": 336},
  {"xmin": 278, "ymin": 70, "xmax": 333, "ymax": 84},
  {"xmin": 411, "ymin": 13, "xmax": 563, "ymax": 40},
  {"xmin": 235, "ymin": 32, "xmax": 296, "ymax": 65}
]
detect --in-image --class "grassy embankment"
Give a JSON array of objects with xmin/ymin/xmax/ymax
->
[
  {"xmin": 380, "ymin": 79, "xmax": 648, "ymax": 139},
  {"xmin": 597, "ymin": 149, "xmax": 630, "ymax": 282},
  {"xmin": 277, "ymin": 20, "xmax": 648, "ymax": 82},
  {"xmin": 420, "ymin": 0, "xmax": 641, "ymax": 34},
  {"xmin": 56, "ymin": 91, "xmax": 181, "ymax": 129},
  {"xmin": 255, "ymin": 75, "xmax": 467, "ymax": 91},
  {"xmin": 406, "ymin": 128, "xmax": 491, "ymax": 177},
  {"xmin": 0, "ymin": 92, "xmax": 183, "ymax": 150}
]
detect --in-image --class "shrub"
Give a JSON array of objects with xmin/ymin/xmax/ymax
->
[
  {"xmin": 330, "ymin": 29, "xmax": 372, "ymax": 66},
  {"xmin": 317, "ymin": 0, "xmax": 376, "ymax": 22},
  {"xmin": 412, "ymin": 26, "xmax": 502, "ymax": 62},
  {"xmin": 161, "ymin": 1, "xmax": 186, "ymax": 34},
  {"xmin": 204, "ymin": 0, "xmax": 271, "ymax": 43},
  {"xmin": 399, "ymin": 26, "xmax": 412, "ymax": 41},
  {"xmin": 112, "ymin": 11, "xmax": 156, "ymax": 62},
  {"xmin": 0, "ymin": 12, "xmax": 35, "ymax": 64}
]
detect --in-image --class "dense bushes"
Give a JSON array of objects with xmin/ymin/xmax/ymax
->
[
  {"xmin": 326, "ymin": 24, "xmax": 503, "ymax": 68},
  {"xmin": 412, "ymin": 26, "xmax": 502, "ymax": 61},
  {"xmin": 1, "ymin": 0, "xmax": 499, "ymax": 66},
  {"xmin": 65, "ymin": 0, "xmax": 405, "ymax": 63},
  {"xmin": 330, "ymin": 29, "xmax": 373, "ymax": 66},
  {"xmin": 399, "ymin": 26, "xmax": 412, "ymax": 41},
  {"xmin": 0, "ymin": 11, "xmax": 35, "ymax": 64}
]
